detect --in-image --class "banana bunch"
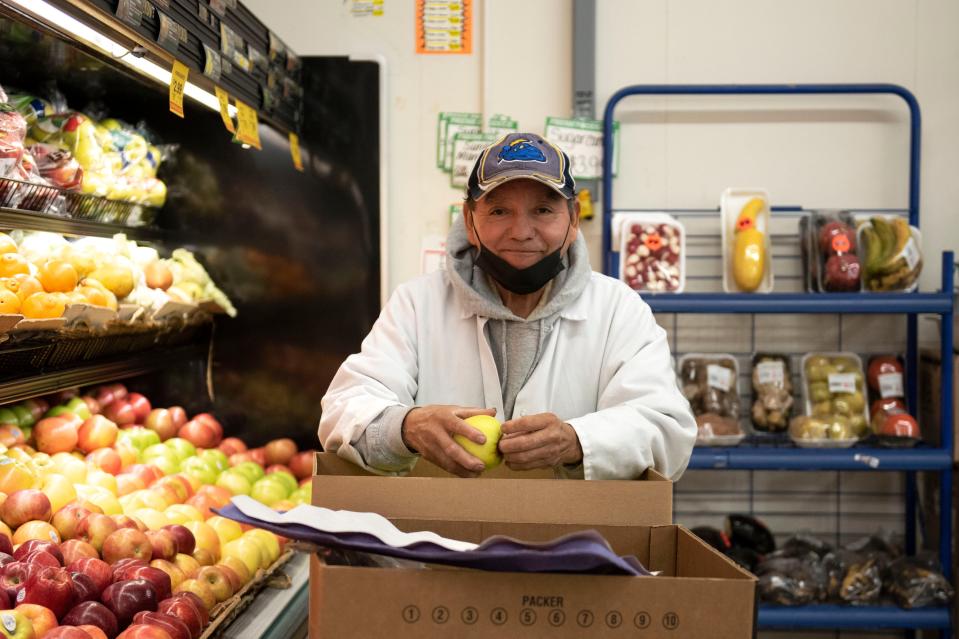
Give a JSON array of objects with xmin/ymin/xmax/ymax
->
[{"xmin": 860, "ymin": 216, "xmax": 922, "ymax": 291}]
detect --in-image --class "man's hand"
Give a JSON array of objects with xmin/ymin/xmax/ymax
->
[
  {"xmin": 401, "ymin": 405, "xmax": 497, "ymax": 478},
  {"xmin": 499, "ymin": 412, "xmax": 582, "ymax": 470}
]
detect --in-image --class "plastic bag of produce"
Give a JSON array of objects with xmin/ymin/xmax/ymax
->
[
  {"xmin": 796, "ymin": 352, "xmax": 869, "ymax": 446},
  {"xmin": 680, "ymin": 353, "xmax": 743, "ymax": 445},
  {"xmin": 885, "ymin": 555, "xmax": 955, "ymax": 608},
  {"xmin": 751, "ymin": 353, "xmax": 794, "ymax": 432},
  {"xmin": 809, "ymin": 211, "xmax": 861, "ymax": 292},
  {"xmin": 29, "ymin": 143, "xmax": 82, "ymax": 190},
  {"xmin": 858, "ymin": 214, "xmax": 922, "ymax": 292},
  {"xmin": 757, "ymin": 554, "xmax": 825, "ymax": 605},
  {"xmin": 5, "ymin": 92, "xmax": 53, "ymax": 127},
  {"xmin": 0, "ymin": 103, "xmax": 27, "ymax": 179},
  {"xmin": 839, "ymin": 556, "xmax": 883, "ymax": 605},
  {"xmin": 615, "ymin": 213, "xmax": 685, "ymax": 293}
]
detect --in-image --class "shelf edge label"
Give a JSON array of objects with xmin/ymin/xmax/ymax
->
[{"xmin": 235, "ymin": 100, "xmax": 261, "ymax": 149}]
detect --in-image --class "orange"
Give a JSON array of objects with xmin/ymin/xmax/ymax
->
[
  {"xmin": 78, "ymin": 284, "xmax": 117, "ymax": 310},
  {"xmin": 0, "ymin": 253, "xmax": 29, "ymax": 278},
  {"xmin": 12, "ymin": 275, "xmax": 43, "ymax": 301},
  {"xmin": 0, "ymin": 289, "xmax": 20, "ymax": 314},
  {"xmin": 21, "ymin": 292, "xmax": 67, "ymax": 319},
  {"xmin": 0, "ymin": 233, "xmax": 16, "ymax": 255},
  {"xmin": 38, "ymin": 259, "xmax": 78, "ymax": 293}
]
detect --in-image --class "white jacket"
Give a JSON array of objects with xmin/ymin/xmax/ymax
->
[{"xmin": 319, "ymin": 268, "xmax": 697, "ymax": 480}]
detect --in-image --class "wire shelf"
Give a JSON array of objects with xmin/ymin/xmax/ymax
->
[{"xmin": 0, "ymin": 176, "xmax": 159, "ymax": 227}]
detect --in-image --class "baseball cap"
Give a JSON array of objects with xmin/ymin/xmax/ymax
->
[{"xmin": 467, "ymin": 132, "xmax": 576, "ymax": 201}]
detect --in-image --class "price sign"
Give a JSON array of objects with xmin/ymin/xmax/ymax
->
[
  {"xmin": 169, "ymin": 60, "xmax": 188, "ymax": 118},
  {"xmin": 289, "ymin": 132, "xmax": 304, "ymax": 171},
  {"xmin": 544, "ymin": 116, "xmax": 619, "ymax": 180},
  {"xmin": 213, "ymin": 86, "xmax": 235, "ymax": 133},
  {"xmin": 235, "ymin": 100, "xmax": 261, "ymax": 149}
]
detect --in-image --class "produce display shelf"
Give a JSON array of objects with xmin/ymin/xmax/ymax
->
[
  {"xmin": 0, "ymin": 206, "xmax": 168, "ymax": 241},
  {"xmin": 758, "ymin": 604, "xmax": 951, "ymax": 630},
  {"xmin": 0, "ymin": 341, "xmax": 207, "ymax": 405},
  {"xmin": 689, "ymin": 445, "xmax": 952, "ymax": 471},
  {"xmin": 643, "ymin": 289, "xmax": 953, "ymax": 315}
]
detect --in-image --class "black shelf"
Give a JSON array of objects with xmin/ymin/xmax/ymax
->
[{"xmin": 0, "ymin": 207, "xmax": 167, "ymax": 242}]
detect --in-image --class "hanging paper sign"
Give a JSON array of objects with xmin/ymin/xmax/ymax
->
[
  {"xmin": 436, "ymin": 112, "xmax": 481, "ymax": 171},
  {"xmin": 157, "ymin": 13, "xmax": 188, "ymax": 53},
  {"xmin": 416, "ymin": 0, "xmax": 472, "ymax": 54},
  {"xmin": 203, "ymin": 43, "xmax": 222, "ymax": 81},
  {"xmin": 213, "ymin": 86, "xmax": 235, "ymax": 133},
  {"xmin": 220, "ymin": 23, "xmax": 251, "ymax": 72},
  {"xmin": 544, "ymin": 116, "xmax": 619, "ymax": 180},
  {"xmin": 450, "ymin": 131, "xmax": 497, "ymax": 189},
  {"xmin": 169, "ymin": 60, "xmax": 188, "ymax": 118},
  {"xmin": 235, "ymin": 100, "xmax": 261, "ymax": 149},
  {"xmin": 289, "ymin": 132, "xmax": 304, "ymax": 171}
]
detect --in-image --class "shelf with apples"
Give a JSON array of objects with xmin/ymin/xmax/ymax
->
[{"xmin": 0, "ymin": 379, "xmax": 317, "ymax": 639}]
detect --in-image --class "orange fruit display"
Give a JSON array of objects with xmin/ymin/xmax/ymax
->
[
  {"xmin": 20, "ymin": 292, "xmax": 67, "ymax": 319},
  {"xmin": 38, "ymin": 259, "xmax": 79, "ymax": 293},
  {"xmin": 12, "ymin": 275, "xmax": 43, "ymax": 301},
  {"xmin": 0, "ymin": 233, "xmax": 16, "ymax": 255},
  {"xmin": 78, "ymin": 284, "xmax": 118, "ymax": 310},
  {"xmin": 0, "ymin": 289, "xmax": 20, "ymax": 314},
  {"xmin": 0, "ymin": 253, "xmax": 29, "ymax": 278}
]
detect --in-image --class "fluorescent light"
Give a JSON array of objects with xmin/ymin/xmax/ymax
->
[{"xmin": 9, "ymin": 0, "xmax": 237, "ymax": 116}]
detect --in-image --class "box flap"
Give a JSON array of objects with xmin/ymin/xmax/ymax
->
[{"xmin": 312, "ymin": 454, "xmax": 672, "ymax": 527}]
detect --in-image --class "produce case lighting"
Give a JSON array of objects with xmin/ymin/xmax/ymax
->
[{"xmin": 8, "ymin": 0, "xmax": 237, "ymax": 116}]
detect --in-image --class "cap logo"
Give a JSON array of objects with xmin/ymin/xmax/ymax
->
[{"xmin": 497, "ymin": 138, "xmax": 546, "ymax": 163}]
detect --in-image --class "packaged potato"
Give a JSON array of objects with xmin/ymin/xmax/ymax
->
[
  {"xmin": 750, "ymin": 353, "xmax": 794, "ymax": 432},
  {"xmin": 679, "ymin": 353, "xmax": 743, "ymax": 445},
  {"xmin": 794, "ymin": 352, "xmax": 868, "ymax": 446}
]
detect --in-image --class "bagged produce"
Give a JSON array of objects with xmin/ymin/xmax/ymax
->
[
  {"xmin": 29, "ymin": 142, "xmax": 82, "ymax": 190},
  {"xmin": 858, "ymin": 215, "xmax": 923, "ymax": 292},
  {"xmin": 796, "ymin": 352, "xmax": 869, "ymax": 445},
  {"xmin": 679, "ymin": 354, "xmax": 743, "ymax": 444},
  {"xmin": 885, "ymin": 556, "xmax": 955, "ymax": 608},
  {"xmin": 839, "ymin": 556, "xmax": 883, "ymax": 605},
  {"xmin": 617, "ymin": 214, "xmax": 684, "ymax": 293},
  {"xmin": 757, "ymin": 554, "xmax": 825, "ymax": 605},
  {"xmin": 810, "ymin": 211, "xmax": 861, "ymax": 292},
  {"xmin": 750, "ymin": 353, "xmax": 794, "ymax": 432}
]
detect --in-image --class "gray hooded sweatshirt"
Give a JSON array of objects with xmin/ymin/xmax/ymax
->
[{"xmin": 354, "ymin": 215, "xmax": 591, "ymax": 471}]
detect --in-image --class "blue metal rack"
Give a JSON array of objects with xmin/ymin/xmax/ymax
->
[{"xmin": 601, "ymin": 83, "xmax": 954, "ymax": 634}]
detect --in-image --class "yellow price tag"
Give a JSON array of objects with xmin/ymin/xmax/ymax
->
[
  {"xmin": 213, "ymin": 86, "xmax": 235, "ymax": 133},
  {"xmin": 289, "ymin": 132, "xmax": 304, "ymax": 172},
  {"xmin": 169, "ymin": 60, "xmax": 188, "ymax": 118},
  {"xmin": 235, "ymin": 100, "xmax": 261, "ymax": 149}
]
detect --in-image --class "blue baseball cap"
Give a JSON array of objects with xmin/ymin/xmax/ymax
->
[{"xmin": 467, "ymin": 132, "xmax": 576, "ymax": 201}]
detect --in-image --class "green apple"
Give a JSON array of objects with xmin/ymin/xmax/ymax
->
[
  {"xmin": 251, "ymin": 478, "xmax": 289, "ymax": 506},
  {"xmin": 164, "ymin": 437, "xmax": 197, "ymax": 462},
  {"xmin": 0, "ymin": 408, "xmax": 17, "ymax": 426},
  {"xmin": 119, "ymin": 426, "xmax": 161, "ymax": 451},
  {"xmin": 232, "ymin": 461, "xmax": 265, "ymax": 484},
  {"xmin": 266, "ymin": 470, "xmax": 297, "ymax": 494},
  {"xmin": 199, "ymin": 448, "xmax": 229, "ymax": 472},
  {"xmin": 453, "ymin": 415, "xmax": 503, "ymax": 470},
  {"xmin": 143, "ymin": 444, "xmax": 180, "ymax": 473},
  {"xmin": 10, "ymin": 405, "xmax": 32, "ymax": 428},
  {"xmin": 290, "ymin": 484, "xmax": 312, "ymax": 505},
  {"xmin": 65, "ymin": 397, "xmax": 93, "ymax": 420},
  {"xmin": 44, "ymin": 405, "xmax": 74, "ymax": 419},
  {"xmin": 216, "ymin": 470, "xmax": 252, "ymax": 496},
  {"xmin": 180, "ymin": 456, "xmax": 219, "ymax": 485}
]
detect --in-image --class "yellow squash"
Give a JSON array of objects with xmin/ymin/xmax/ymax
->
[{"xmin": 732, "ymin": 198, "xmax": 766, "ymax": 292}]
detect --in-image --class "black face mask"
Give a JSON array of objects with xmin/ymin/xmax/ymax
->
[{"xmin": 471, "ymin": 215, "xmax": 571, "ymax": 295}]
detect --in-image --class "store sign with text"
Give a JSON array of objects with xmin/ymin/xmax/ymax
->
[{"xmin": 544, "ymin": 116, "xmax": 619, "ymax": 180}]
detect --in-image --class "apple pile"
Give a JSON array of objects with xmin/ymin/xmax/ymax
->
[{"xmin": 0, "ymin": 383, "xmax": 315, "ymax": 639}]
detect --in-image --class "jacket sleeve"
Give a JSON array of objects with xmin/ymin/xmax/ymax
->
[
  {"xmin": 318, "ymin": 285, "xmax": 421, "ymax": 475},
  {"xmin": 566, "ymin": 287, "xmax": 697, "ymax": 481}
]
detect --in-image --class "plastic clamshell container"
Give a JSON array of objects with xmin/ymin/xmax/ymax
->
[
  {"xmin": 854, "ymin": 213, "xmax": 922, "ymax": 293},
  {"xmin": 796, "ymin": 351, "xmax": 869, "ymax": 447},
  {"xmin": 616, "ymin": 213, "xmax": 686, "ymax": 293},
  {"xmin": 720, "ymin": 187, "xmax": 774, "ymax": 293},
  {"xmin": 810, "ymin": 210, "xmax": 863, "ymax": 293},
  {"xmin": 678, "ymin": 352, "xmax": 744, "ymax": 445}
]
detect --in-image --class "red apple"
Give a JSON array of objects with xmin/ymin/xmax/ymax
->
[
  {"xmin": 173, "ymin": 578, "xmax": 214, "ymax": 611},
  {"xmin": 191, "ymin": 414, "xmax": 222, "ymax": 440},
  {"xmin": 263, "ymin": 439, "xmax": 297, "ymax": 466},
  {"xmin": 0, "ymin": 585, "xmax": 9, "ymax": 609},
  {"xmin": 166, "ymin": 408, "xmax": 187, "ymax": 431},
  {"xmin": 0, "ymin": 533, "xmax": 11, "ymax": 557},
  {"xmin": 167, "ymin": 591, "xmax": 208, "ymax": 625},
  {"xmin": 195, "ymin": 565, "xmax": 231, "ymax": 603},
  {"xmin": 215, "ymin": 563, "xmax": 243, "ymax": 594},
  {"xmin": 110, "ymin": 558, "xmax": 147, "ymax": 579},
  {"xmin": 160, "ymin": 526, "xmax": 194, "ymax": 557},
  {"xmin": 116, "ymin": 625, "xmax": 174, "ymax": 639},
  {"xmin": 19, "ymin": 550, "xmax": 60, "ymax": 569},
  {"xmin": 218, "ymin": 438, "xmax": 246, "ymax": 456},
  {"xmin": 14, "ymin": 539, "xmax": 63, "ymax": 565},
  {"xmin": 102, "ymin": 578, "xmax": 159, "ymax": 626},
  {"xmin": 126, "ymin": 394, "xmax": 152, "ymax": 424},
  {"xmin": 34, "ymin": 415, "xmax": 80, "ymax": 454},
  {"xmin": 86, "ymin": 448, "xmax": 122, "ymax": 475},
  {"xmin": 18, "ymin": 565, "xmax": 75, "ymax": 618},
  {"xmin": 0, "ymin": 552, "xmax": 14, "ymax": 572},
  {"xmin": 76, "ymin": 514, "xmax": 118, "ymax": 553},
  {"xmin": 112, "ymin": 515, "xmax": 142, "ymax": 532},
  {"xmin": 148, "ymin": 560, "xmax": 185, "ymax": 591},
  {"xmin": 22, "ymin": 399, "xmax": 50, "ymax": 423},
  {"xmin": 116, "ymin": 474, "xmax": 147, "ymax": 497},
  {"xmin": 69, "ymin": 570, "xmax": 99, "ymax": 603},
  {"xmin": 78, "ymin": 625, "xmax": 109, "ymax": 639},
  {"xmin": 60, "ymin": 540, "xmax": 98, "ymax": 565},
  {"xmin": 63, "ymin": 601, "xmax": 118, "ymax": 639},
  {"xmin": 81, "ymin": 396, "xmax": 101, "ymax": 416},
  {"xmin": 103, "ymin": 529, "xmax": 152, "ymax": 564},
  {"xmin": 176, "ymin": 422, "xmax": 218, "ymax": 449},
  {"xmin": 14, "ymin": 602, "xmax": 57, "ymax": 637},
  {"xmin": 54, "ymin": 505, "xmax": 93, "ymax": 542},
  {"xmin": 0, "ymin": 561, "xmax": 36, "ymax": 600},
  {"xmin": 67, "ymin": 557, "xmax": 112, "ymax": 593},
  {"xmin": 227, "ymin": 453, "xmax": 254, "ymax": 467},
  {"xmin": 157, "ymin": 597, "xmax": 203, "ymax": 639},
  {"xmin": 248, "ymin": 448, "xmax": 266, "ymax": 466},
  {"xmin": 103, "ymin": 401, "xmax": 136, "ymax": 427},
  {"xmin": 44, "ymin": 626, "xmax": 96, "ymax": 639},
  {"xmin": 1, "ymin": 490, "xmax": 53, "ymax": 530},
  {"xmin": 133, "ymin": 611, "xmax": 190, "ymax": 639},
  {"xmin": 121, "ymin": 566, "xmax": 171, "ymax": 602},
  {"xmin": 265, "ymin": 464, "xmax": 293, "ymax": 477},
  {"xmin": 288, "ymin": 451, "xmax": 314, "ymax": 480},
  {"xmin": 144, "ymin": 531, "xmax": 177, "ymax": 563},
  {"xmin": 144, "ymin": 410, "xmax": 176, "ymax": 442},
  {"xmin": 126, "ymin": 465, "xmax": 164, "ymax": 488},
  {"xmin": 95, "ymin": 384, "xmax": 128, "ymax": 409},
  {"xmin": 77, "ymin": 416, "xmax": 119, "ymax": 454},
  {"xmin": 172, "ymin": 554, "xmax": 199, "ymax": 580}
]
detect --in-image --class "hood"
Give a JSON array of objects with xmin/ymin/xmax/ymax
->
[{"xmin": 445, "ymin": 214, "xmax": 591, "ymax": 322}]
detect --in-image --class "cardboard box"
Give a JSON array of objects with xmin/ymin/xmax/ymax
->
[
  {"xmin": 919, "ymin": 347, "xmax": 958, "ymax": 462},
  {"xmin": 309, "ymin": 453, "xmax": 756, "ymax": 638}
]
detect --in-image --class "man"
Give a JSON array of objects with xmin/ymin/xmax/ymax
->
[{"xmin": 319, "ymin": 133, "xmax": 696, "ymax": 479}]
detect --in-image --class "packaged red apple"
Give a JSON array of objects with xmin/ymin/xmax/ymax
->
[
  {"xmin": 751, "ymin": 353, "xmax": 794, "ymax": 432},
  {"xmin": 797, "ymin": 352, "xmax": 869, "ymax": 446},
  {"xmin": 617, "ymin": 213, "xmax": 685, "ymax": 293},
  {"xmin": 857, "ymin": 214, "xmax": 923, "ymax": 292},
  {"xmin": 811, "ymin": 211, "xmax": 861, "ymax": 292},
  {"xmin": 678, "ymin": 353, "xmax": 743, "ymax": 445}
]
